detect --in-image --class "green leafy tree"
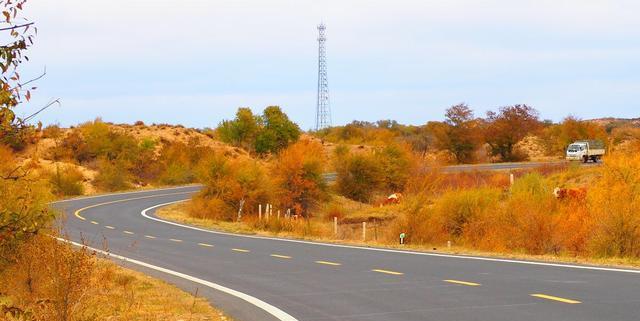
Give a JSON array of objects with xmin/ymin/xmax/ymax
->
[
  {"xmin": 217, "ymin": 107, "xmax": 260, "ymax": 150},
  {"xmin": 376, "ymin": 143, "xmax": 415, "ymax": 192},
  {"xmin": 254, "ymin": 106, "xmax": 300, "ymax": 154},
  {"xmin": 218, "ymin": 106, "xmax": 300, "ymax": 155},
  {"xmin": 336, "ymin": 152, "xmax": 383, "ymax": 202}
]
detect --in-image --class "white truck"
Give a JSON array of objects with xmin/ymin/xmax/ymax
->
[{"xmin": 566, "ymin": 140, "xmax": 605, "ymax": 163}]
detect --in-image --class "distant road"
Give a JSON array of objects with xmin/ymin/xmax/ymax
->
[
  {"xmin": 442, "ymin": 160, "xmax": 568, "ymax": 172},
  {"xmin": 55, "ymin": 186, "xmax": 639, "ymax": 321},
  {"xmin": 323, "ymin": 160, "xmax": 599, "ymax": 182}
]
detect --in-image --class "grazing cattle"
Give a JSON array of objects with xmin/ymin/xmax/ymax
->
[
  {"xmin": 553, "ymin": 187, "xmax": 587, "ymax": 201},
  {"xmin": 382, "ymin": 193, "xmax": 403, "ymax": 206}
]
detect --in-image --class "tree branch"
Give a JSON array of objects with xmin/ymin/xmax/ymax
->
[
  {"xmin": 0, "ymin": 22, "xmax": 34, "ymax": 31},
  {"xmin": 17, "ymin": 66, "xmax": 45, "ymax": 88},
  {"xmin": 22, "ymin": 98, "xmax": 60, "ymax": 123}
]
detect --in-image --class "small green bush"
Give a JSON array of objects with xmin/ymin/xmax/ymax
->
[
  {"xmin": 94, "ymin": 158, "xmax": 131, "ymax": 192},
  {"xmin": 49, "ymin": 164, "xmax": 85, "ymax": 196}
]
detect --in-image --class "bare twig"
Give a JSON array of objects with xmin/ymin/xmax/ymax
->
[
  {"xmin": 17, "ymin": 66, "xmax": 45, "ymax": 88},
  {"xmin": 22, "ymin": 98, "xmax": 60, "ymax": 123},
  {"xmin": 0, "ymin": 22, "xmax": 34, "ymax": 31},
  {"xmin": 1, "ymin": 164, "xmax": 28, "ymax": 181}
]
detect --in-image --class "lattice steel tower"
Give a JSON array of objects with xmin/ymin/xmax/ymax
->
[{"xmin": 315, "ymin": 23, "xmax": 331, "ymax": 130}]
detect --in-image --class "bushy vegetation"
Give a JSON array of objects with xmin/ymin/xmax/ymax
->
[
  {"xmin": 314, "ymin": 104, "xmax": 618, "ymax": 164},
  {"xmin": 49, "ymin": 164, "xmax": 85, "ymax": 197},
  {"xmin": 540, "ymin": 116, "xmax": 608, "ymax": 156},
  {"xmin": 0, "ymin": 146, "xmax": 53, "ymax": 265},
  {"xmin": 155, "ymin": 139, "xmax": 210, "ymax": 186},
  {"xmin": 189, "ymin": 139, "xmax": 330, "ymax": 221},
  {"xmin": 335, "ymin": 143, "xmax": 415, "ymax": 202},
  {"xmin": 430, "ymin": 104, "xmax": 481, "ymax": 163},
  {"xmin": 44, "ymin": 119, "xmax": 221, "ymax": 192},
  {"xmin": 190, "ymin": 155, "xmax": 273, "ymax": 221},
  {"xmin": 588, "ymin": 150, "xmax": 640, "ymax": 257},
  {"xmin": 218, "ymin": 106, "xmax": 301, "ymax": 155},
  {"xmin": 274, "ymin": 140, "xmax": 328, "ymax": 217},
  {"xmin": 1, "ymin": 234, "xmax": 223, "ymax": 321},
  {"xmin": 382, "ymin": 151, "xmax": 640, "ymax": 259}
]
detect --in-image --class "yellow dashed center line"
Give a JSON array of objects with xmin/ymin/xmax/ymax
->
[
  {"xmin": 315, "ymin": 260, "xmax": 341, "ymax": 266},
  {"xmin": 531, "ymin": 294, "xmax": 581, "ymax": 304},
  {"xmin": 105, "ymin": 225, "xmax": 115, "ymax": 229},
  {"xmin": 232, "ymin": 248, "xmax": 250, "ymax": 253},
  {"xmin": 270, "ymin": 254, "xmax": 292, "ymax": 259},
  {"xmin": 170, "ymin": 239, "xmax": 182, "ymax": 242},
  {"xmin": 372, "ymin": 269, "xmax": 404, "ymax": 275},
  {"xmin": 73, "ymin": 191, "xmax": 192, "ymax": 221},
  {"xmin": 444, "ymin": 279, "xmax": 481, "ymax": 286},
  {"xmin": 90, "ymin": 221, "xmax": 99, "ymax": 225},
  {"xmin": 198, "ymin": 243, "xmax": 214, "ymax": 248},
  {"xmin": 123, "ymin": 231, "xmax": 134, "ymax": 235},
  {"xmin": 144, "ymin": 235, "xmax": 156, "ymax": 239}
]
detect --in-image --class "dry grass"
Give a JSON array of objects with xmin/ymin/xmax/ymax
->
[
  {"xmin": 0, "ymin": 235, "xmax": 230, "ymax": 321},
  {"xmin": 85, "ymin": 260, "xmax": 229, "ymax": 321}
]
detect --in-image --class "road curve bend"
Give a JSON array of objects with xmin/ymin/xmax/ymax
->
[{"xmin": 54, "ymin": 186, "xmax": 640, "ymax": 321}]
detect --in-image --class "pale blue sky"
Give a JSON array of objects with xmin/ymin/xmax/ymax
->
[{"xmin": 19, "ymin": 0, "xmax": 640, "ymax": 130}]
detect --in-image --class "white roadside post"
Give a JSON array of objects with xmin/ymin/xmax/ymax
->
[
  {"xmin": 259, "ymin": 204, "xmax": 262, "ymax": 220},
  {"xmin": 277, "ymin": 210, "xmax": 280, "ymax": 219},
  {"xmin": 362, "ymin": 222, "xmax": 366, "ymax": 241},
  {"xmin": 333, "ymin": 217, "xmax": 338, "ymax": 236},
  {"xmin": 510, "ymin": 173, "xmax": 515, "ymax": 186}
]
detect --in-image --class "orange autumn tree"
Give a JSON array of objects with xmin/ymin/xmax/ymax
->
[
  {"xmin": 541, "ymin": 116, "xmax": 607, "ymax": 156},
  {"xmin": 485, "ymin": 104, "xmax": 541, "ymax": 161},
  {"xmin": 192, "ymin": 154, "xmax": 273, "ymax": 221},
  {"xmin": 274, "ymin": 140, "xmax": 327, "ymax": 217}
]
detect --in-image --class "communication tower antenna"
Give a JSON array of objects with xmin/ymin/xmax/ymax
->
[{"xmin": 316, "ymin": 23, "xmax": 331, "ymax": 130}]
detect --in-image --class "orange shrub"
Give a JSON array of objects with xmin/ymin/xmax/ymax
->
[
  {"xmin": 587, "ymin": 152, "xmax": 640, "ymax": 257},
  {"xmin": 192, "ymin": 155, "xmax": 274, "ymax": 221},
  {"xmin": 273, "ymin": 140, "xmax": 327, "ymax": 217},
  {"xmin": 1, "ymin": 235, "xmax": 95, "ymax": 320},
  {"xmin": 429, "ymin": 188, "xmax": 503, "ymax": 248}
]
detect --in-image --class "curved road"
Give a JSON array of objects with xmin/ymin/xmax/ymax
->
[{"xmin": 53, "ymin": 186, "xmax": 640, "ymax": 321}]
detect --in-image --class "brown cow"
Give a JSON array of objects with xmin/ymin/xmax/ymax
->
[
  {"xmin": 553, "ymin": 187, "xmax": 587, "ymax": 201},
  {"xmin": 382, "ymin": 193, "xmax": 403, "ymax": 206}
]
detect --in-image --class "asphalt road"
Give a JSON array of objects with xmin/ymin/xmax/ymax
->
[
  {"xmin": 53, "ymin": 186, "xmax": 640, "ymax": 321},
  {"xmin": 323, "ymin": 160, "xmax": 599, "ymax": 182}
]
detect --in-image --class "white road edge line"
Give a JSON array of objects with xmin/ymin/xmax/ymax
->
[
  {"xmin": 56, "ymin": 237, "xmax": 298, "ymax": 321},
  {"xmin": 50, "ymin": 185, "xmax": 201, "ymax": 204},
  {"xmin": 142, "ymin": 199, "xmax": 640, "ymax": 275}
]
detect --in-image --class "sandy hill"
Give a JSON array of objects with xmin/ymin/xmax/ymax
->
[
  {"xmin": 110, "ymin": 123, "xmax": 250, "ymax": 159},
  {"xmin": 587, "ymin": 118, "xmax": 640, "ymax": 128}
]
